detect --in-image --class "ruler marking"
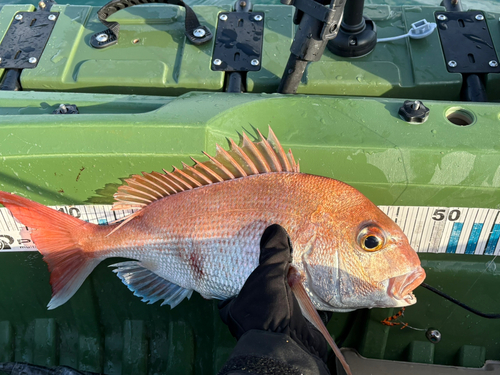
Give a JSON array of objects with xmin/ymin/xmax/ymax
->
[
  {"xmin": 401, "ymin": 206, "xmax": 410, "ymax": 235},
  {"xmin": 446, "ymin": 222, "xmax": 463, "ymax": 254},
  {"xmin": 1, "ymin": 204, "xmax": 500, "ymax": 255},
  {"xmin": 484, "ymin": 211, "xmax": 500, "ymax": 255},
  {"xmin": 474, "ymin": 209, "xmax": 490, "ymax": 255},
  {"xmin": 463, "ymin": 209, "xmax": 480, "ymax": 254},
  {"xmin": 485, "ymin": 227, "xmax": 500, "ymax": 255},
  {"xmin": 476, "ymin": 209, "xmax": 495, "ymax": 255},
  {"xmin": 416, "ymin": 207, "xmax": 430, "ymax": 253},
  {"xmin": 455, "ymin": 208, "xmax": 470, "ymax": 254},
  {"xmin": 465, "ymin": 223, "xmax": 483, "ymax": 254}
]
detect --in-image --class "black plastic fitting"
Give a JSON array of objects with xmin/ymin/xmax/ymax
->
[{"xmin": 398, "ymin": 100, "xmax": 430, "ymax": 123}]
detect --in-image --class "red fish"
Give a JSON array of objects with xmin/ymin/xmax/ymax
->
[{"xmin": 0, "ymin": 127, "xmax": 425, "ymax": 375}]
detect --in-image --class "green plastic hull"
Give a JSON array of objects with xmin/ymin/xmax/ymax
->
[{"xmin": 0, "ymin": 0, "xmax": 499, "ymax": 372}]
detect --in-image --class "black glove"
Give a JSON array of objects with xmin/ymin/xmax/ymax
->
[{"xmin": 218, "ymin": 224, "xmax": 330, "ymax": 375}]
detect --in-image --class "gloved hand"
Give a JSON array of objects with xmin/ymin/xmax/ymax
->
[{"xmin": 219, "ymin": 224, "xmax": 330, "ymax": 364}]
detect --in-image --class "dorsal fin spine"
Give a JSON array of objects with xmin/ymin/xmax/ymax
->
[
  {"xmin": 141, "ymin": 172, "xmax": 171, "ymax": 196},
  {"xmin": 161, "ymin": 170, "xmax": 186, "ymax": 191},
  {"xmin": 267, "ymin": 127, "xmax": 292, "ymax": 172},
  {"xmin": 288, "ymin": 149, "xmax": 299, "ymax": 172},
  {"xmin": 154, "ymin": 174, "xmax": 179, "ymax": 194},
  {"xmin": 173, "ymin": 166, "xmax": 202, "ymax": 187},
  {"xmin": 149, "ymin": 172, "xmax": 175, "ymax": 195},
  {"xmin": 168, "ymin": 168, "xmax": 194, "ymax": 190},
  {"xmin": 257, "ymin": 129, "xmax": 282, "ymax": 172},
  {"xmin": 112, "ymin": 128, "xmax": 299, "ymax": 213},
  {"xmin": 230, "ymin": 138, "xmax": 259, "ymax": 175},
  {"xmin": 216, "ymin": 144, "xmax": 247, "ymax": 177},
  {"xmin": 181, "ymin": 162, "xmax": 212, "ymax": 185},
  {"xmin": 191, "ymin": 158, "xmax": 224, "ymax": 182},
  {"xmin": 128, "ymin": 176, "xmax": 164, "ymax": 198},
  {"xmin": 119, "ymin": 186, "xmax": 156, "ymax": 202},
  {"xmin": 242, "ymin": 133, "xmax": 271, "ymax": 173},
  {"xmin": 202, "ymin": 151, "xmax": 235, "ymax": 179}
]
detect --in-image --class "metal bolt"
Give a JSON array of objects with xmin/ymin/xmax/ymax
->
[
  {"xmin": 96, "ymin": 33, "xmax": 108, "ymax": 43},
  {"xmin": 251, "ymin": 59, "xmax": 260, "ymax": 66},
  {"xmin": 437, "ymin": 14, "xmax": 447, "ymax": 21},
  {"xmin": 475, "ymin": 14, "xmax": 484, "ymax": 21},
  {"xmin": 489, "ymin": 60, "xmax": 499, "ymax": 67},
  {"xmin": 426, "ymin": 329, "xmax": 442, "ymax": 343},
  {"xmin": 48, "ymin": 14, "xmax": 56, "ymax": 21},
  {"xmin": 38, "ymin": 1, "xmax": 46, "ymax": 8},
  {"xmin": 448, "ymin": 60, "xmax": 457, "ymax": 68},
  {"xmin": 193, "ymin": 28, "xmax": 206, "ymax": 38},
  {"xmin": 28, "ymin": 57, "xmax": 37, "ymax": 64},
  {"xmin": 219, "ymin": 14, "xmax": 228, "ymax": 21},
  {"xmin": 254, "ymin": 15, "xmax": 263, "ymax": 21},
  {"xmin": 349, "ymin": 39, "xmax": 357, "ymax": 46},
  {"xmin": 15, "ymin": 14, "xmax": 23, "ymax": 20},
  {"xmin": 59, "ymin": 104, "xmax": 67, "ymax": 113},
  {"xmin": 213, "ymin": 59, "xmax": 222, "ymax": 66}
]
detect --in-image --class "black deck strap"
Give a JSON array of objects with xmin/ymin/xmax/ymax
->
[{"xmin": 90, "ymin": 0, "xmax": 212, "ymax": 48}]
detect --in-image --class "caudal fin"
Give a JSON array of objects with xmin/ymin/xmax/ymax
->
[{"xmin": 0, "ymin": 192, "xmax": 101, "ymax": 309}]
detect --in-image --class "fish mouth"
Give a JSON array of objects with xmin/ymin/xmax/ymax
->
[{"xmin": 387, "ymin": 267, "xmax": 426, "ymax": 305}]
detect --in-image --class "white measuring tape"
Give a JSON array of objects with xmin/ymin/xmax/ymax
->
[{"xmin": 0, "ymin": 205, "xmax": 499, "ymax": 255}]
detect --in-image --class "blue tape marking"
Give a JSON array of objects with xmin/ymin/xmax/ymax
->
[
  {"xmin": 465, "ymin": 223, "xmax": 483, "ymax": 254},
  {"xmin": 484, "ymin": 224, "xmax": 500, "ymax": 255},
  {"xmin": 98, "ymin": 219, "xmax": 108, "ymax": 225},
  {"xmin": 446, "ymin": 222, "xmax": 463, "ymax": 254}
]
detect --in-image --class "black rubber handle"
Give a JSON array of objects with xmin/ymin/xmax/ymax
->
[{"xmin": 90, "ymin": 0, "xmax": 212, "ymax": 48}]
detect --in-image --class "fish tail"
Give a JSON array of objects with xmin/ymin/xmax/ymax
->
[{"xmin": 0, "ymin": 191, "xmax": 101, "ymax": 310}]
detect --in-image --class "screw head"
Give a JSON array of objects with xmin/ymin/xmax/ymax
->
[
  {"xmin": 193, "ymin": 28, "xmax": 206, "ymax": 38},
  {"xmin": 426, "ymin": 329, "xmax": 442, "ymax": 343},
  {"xmin": 437, "ymin": 14, "xmax": 447, "ymax": 21},
  {"xmin": 251, "ymin": 59, "xmax": 260, "ymax": 66},
  {"xmin": 219, "ymin": 14, "xmax": 228, "ymax": 21},
  {"xmin": 448, "ymin": 60, "xmax": 457, "ymax": 68},
  {"xmin": 14, "ymin": 14, "xmax": 23, "ymax": 20},
  {"xmin": 475, "ymin": 14, "xmax": 484, "ymax": 21},
  {"xmin": 349, "ymin": 39, "xmax": 357, "ymax": 46},
  {"xmin": 38, "ymin": 1, "xmax": 46, "ymax": 8},
  {"xmin": 489, "ymin": 60, "xmax": 499, "ymax": 67},
  {"xmin": 213, "ymin": 58, "xmax": 222, "ymax": 66},
  {"xmin": 28, "ymin": 57, "xmax": 37, "ymax": 64},
  {"xmin": 96, "ymin": 33, "xmax": 108, "ymax": 42},
  {"xmin": 254, "ymin": 15, "xmax": 263, "ymax": 21},
  {"xmin": 48, "ymin": 14, "xmax": 56, "ymax": 21}
]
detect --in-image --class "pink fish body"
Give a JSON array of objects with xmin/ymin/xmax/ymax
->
[{"xmin": 0, "ymin": 128, "xmax": 425, "ymax": 313}]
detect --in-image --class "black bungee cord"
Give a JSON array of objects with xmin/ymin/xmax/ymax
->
[{"xmin": 420, "ymin": 282, "xmax": 500, "ymax": 319}]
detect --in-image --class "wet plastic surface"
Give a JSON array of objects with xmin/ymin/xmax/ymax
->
[
  {"xmin": 0, "ymin": 92, "xmax": 499, "ymax": 373},
  {"xmin": 0, "ymin": 4, "xmax": 498, "ymax": 99}
]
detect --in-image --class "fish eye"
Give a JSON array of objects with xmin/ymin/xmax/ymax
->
[
  {"xmin": 363, "ymin": 235, "xmax": 382, "ymax": 251},
  {"xmin": 358, "ymin": 226, "xmax": 385, "ymax": 252}
]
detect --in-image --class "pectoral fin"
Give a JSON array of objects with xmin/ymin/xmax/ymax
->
[{"xmin": 289, "ymin": 269, "xmax": 352, "ymax": 375}]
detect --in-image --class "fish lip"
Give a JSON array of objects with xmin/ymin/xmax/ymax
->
[{"xmin": 387, "ymin": 267, "xmax": 426, "ymax": 302}]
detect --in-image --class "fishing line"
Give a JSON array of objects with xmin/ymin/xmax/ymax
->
[{"xmin": 420, "ymin": 282, "xmax": 500, "ymax": 319}]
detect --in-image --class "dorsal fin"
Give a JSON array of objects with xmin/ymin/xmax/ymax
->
[{"xmin": 112, "ymin": 126, "xmax": 299, "ymax": 211}]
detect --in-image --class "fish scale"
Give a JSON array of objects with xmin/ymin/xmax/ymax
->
[{"xmin": 105, "ymin": 173, "xmax": 318, "ymax": 300}]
